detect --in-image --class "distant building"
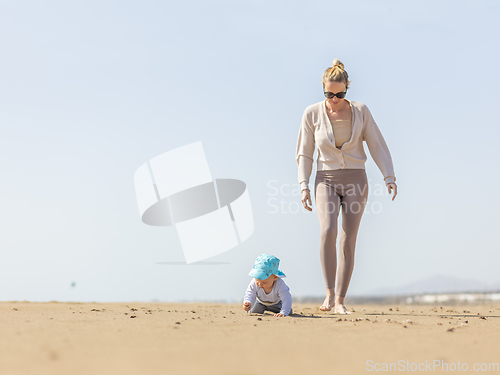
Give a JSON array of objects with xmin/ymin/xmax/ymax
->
[
  {"xmin": 407, "ymin": 292, "xmax": 500, "ymax": 304},
  {"xmin": 295, "ymin": 291, "xmax": 500, "ymax": 305}
]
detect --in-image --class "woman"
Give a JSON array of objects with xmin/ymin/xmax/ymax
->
[{"xmin": 296, "ymin": 59, "xmax": 397, "ymax": 314}]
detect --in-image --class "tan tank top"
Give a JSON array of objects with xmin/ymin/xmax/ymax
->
[{"xmin": 331, "ymin": 118, "xmax": 352, "ymax": 149}]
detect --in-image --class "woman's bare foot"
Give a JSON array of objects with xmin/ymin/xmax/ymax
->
[
  {"xmin": 319, "ymin": 288, "xmax": 335, "ymax": 311},
  {"xmin": 334, "ymin": 296, "xmax": 352, "ymax": 314},
  {"xmin": 319, "ymin": 296, "xmax": 333, "ymax": 311},
  {"xmin": 334, "ymin": 304, "xmax": 352, "ymax": 314}
]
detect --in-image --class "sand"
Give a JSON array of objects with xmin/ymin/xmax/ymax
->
[{"xmin": 1, "ymin": 301, "xmax": 499, "ymax": 375}]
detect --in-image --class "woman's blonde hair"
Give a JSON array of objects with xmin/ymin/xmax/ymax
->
[{"xmin": 322, "ymin": 58, "xmax": 351, "ymax": 90}]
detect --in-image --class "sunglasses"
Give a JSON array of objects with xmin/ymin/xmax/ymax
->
[{"xmin": 324, "ymin": 90, "xmax": 347, "ymax": 99}]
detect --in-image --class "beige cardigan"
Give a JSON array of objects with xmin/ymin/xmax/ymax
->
[{"xmin": 296, "ymin": 99, "xmax": 396, "ymax": 191}]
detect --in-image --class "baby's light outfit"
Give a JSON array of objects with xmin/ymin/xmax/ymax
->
[{"xmin": 243, "ymin": 278, "xmax": 292, "ymax": 316}]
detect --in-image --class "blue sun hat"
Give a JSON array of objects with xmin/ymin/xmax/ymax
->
[{"xmin": 249, "ymin": 254, "xmax": 286, "ymax": 279}]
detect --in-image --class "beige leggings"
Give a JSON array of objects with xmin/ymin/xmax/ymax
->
[{"xmin": 314, "ymin": 169, "xmax": 369, "ymax": 297}]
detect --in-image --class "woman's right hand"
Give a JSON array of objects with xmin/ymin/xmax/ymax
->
[{"xmin": 301, "ymin": 189, "xmax": 312, "ymax": 211}]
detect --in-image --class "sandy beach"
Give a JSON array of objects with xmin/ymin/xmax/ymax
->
[{"xmin": 1, "ymin": 301, "xmax": 499, "ymax": 375}]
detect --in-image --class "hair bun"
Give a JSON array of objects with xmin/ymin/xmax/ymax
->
[
  {"xmin": 332, "ymin": 58, "xmax": 345, "ymax": 70},
  {"xmin": 322, "ymin": 58, "xmax": 350, "ymax": 90}
]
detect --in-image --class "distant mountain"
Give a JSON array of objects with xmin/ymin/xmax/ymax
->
[{"xmin": 364, "ymin": 275, "xmax": 499, "ymax": 296}]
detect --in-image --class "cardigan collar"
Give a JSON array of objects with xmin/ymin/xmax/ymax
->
[
  {"xmin": 323, "ymin": 98, "xmax": 353, "ymax": 118},
  {"xmin": 322, "ymin": 98, "xmax": 356, "ymax": 149}
]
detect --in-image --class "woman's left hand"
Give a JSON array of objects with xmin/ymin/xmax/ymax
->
[{"xmin": 386, "ymin": 183, "xmax": 397, "ymax": 201}]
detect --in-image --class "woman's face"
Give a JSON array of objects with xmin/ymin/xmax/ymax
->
[{"xmin": 324, "ymin": 81, "xmax": 347, "ymax": 106}]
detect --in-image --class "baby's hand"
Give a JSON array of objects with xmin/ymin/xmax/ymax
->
[
  {"xmin": 243, "ymin": 302, "xmax": 251, "ymax": 311},
  {"xmin": 274, "ymin": 313, "xmax": 285, "ymax": 317}
]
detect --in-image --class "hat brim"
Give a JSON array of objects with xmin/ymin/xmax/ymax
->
[
  {"xmin": 249, "ymin": 269, "xmax": 270, "ymax": 280},
  {"xmin": 249, "ymin": 269, "xmax": 286, "ymax": 279}
]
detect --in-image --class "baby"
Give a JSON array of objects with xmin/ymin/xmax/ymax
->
[{"xmin": 243, "ymin": 254, "xmax": 292, "ymax": 317}]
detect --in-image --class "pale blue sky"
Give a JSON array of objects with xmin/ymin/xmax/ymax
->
[{"xmin": 1, "ymin": 0, "xmax": 499, "ymax": 302}]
